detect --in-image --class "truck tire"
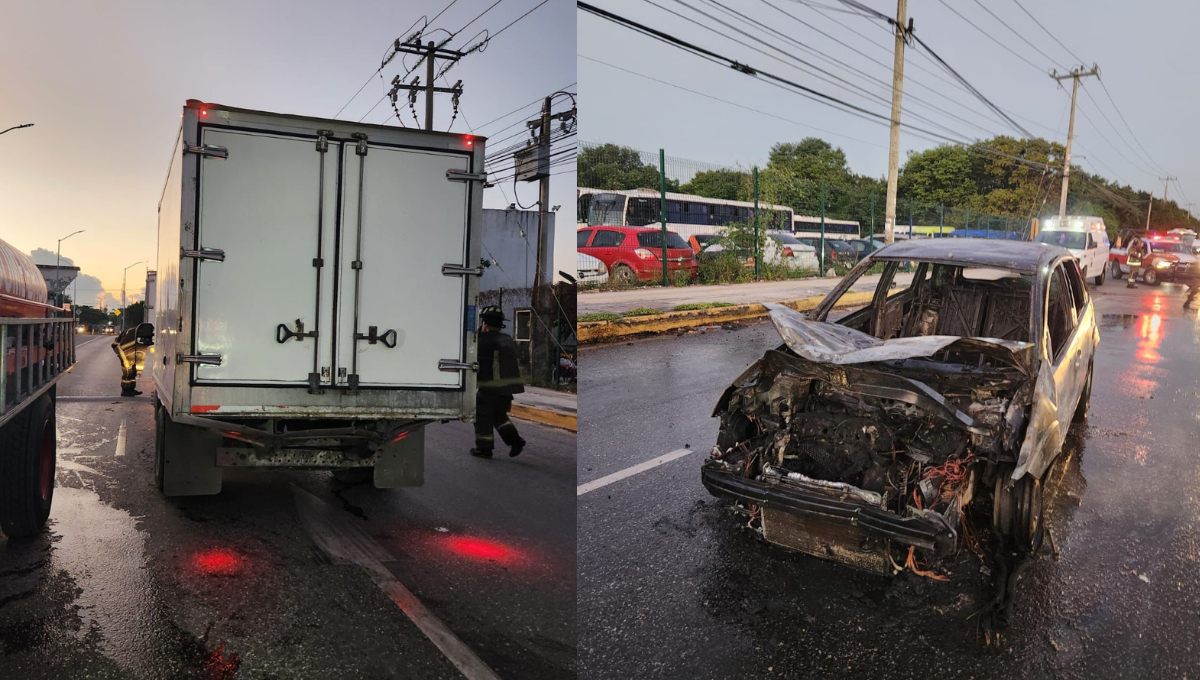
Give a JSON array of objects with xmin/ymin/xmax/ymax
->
[
  {"xmin": 1144, "ymin": 267, "xmax": 1159, "ymax": 286},
  {"xmin": 331, "ymin": 468, "xmax": 372, "ymax": 485},
  {"xmin": 1094, "ymin": 267, "xmax": 1104, "ymax": 286},
  {"xmin": 0, "ymin": 391, "xmax": 56, "ymax": 538},
  {"xmin": 1110, "ymin": 260, "xmax": 1123, "ymax": 280}
]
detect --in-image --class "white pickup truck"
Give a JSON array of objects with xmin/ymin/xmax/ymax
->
[{"xmin": 151, "ymin": 100, "xmax": 486, "ymax": 495}]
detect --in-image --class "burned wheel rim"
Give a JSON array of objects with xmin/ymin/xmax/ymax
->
[
  {"xmin": 612, "ymin": 265, "xmax": 635, "ymax": 285},
  {"xmin": 38, "ymin": 416, "xmax": 55, "ymax": 503}
]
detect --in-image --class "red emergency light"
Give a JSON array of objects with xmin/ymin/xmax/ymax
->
[{"xmin": 464, "ymin": 135, "xmax": 473, "ymax": 147}]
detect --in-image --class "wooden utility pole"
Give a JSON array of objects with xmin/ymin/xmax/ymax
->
[
  {"xmin": 884, "ymin": 0, "xmax": 911, "ymax": 244},
  {"xmin": 1051, "ymin": 65, "xmax": 1099, "ymax": 221},
  {"xmin": 1145, "ymin": 175, "xmax": 1177, "ymax": 230},
  {"xmin": 387, "ymin": 40, "xmax": 464, "ymax": 130}
]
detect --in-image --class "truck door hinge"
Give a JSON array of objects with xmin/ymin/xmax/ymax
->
[
  {"xmin": 182, "ymin": 248, "xmax": 226, "ymax": 262},
  {"xmin": 446, "ymin": 169, "xmax": 487, "ymax": 182},
  {"xmin": 177, "ymin": 353, "xmax": 223, "ymax": 366},
  {"xmin": 184, "ymin": 144, "xmax": 228, "ymax": 159},
  {"xmin": 316, "ymin": 129, "xmax": 333, "ymax": 153},
  {"xmin": 352, "ymin": 132, "xmax": 368, "ymax": 156},
  {"xmin": 438, "ymin": 359, "xmax": 477, "ymax": 372}
]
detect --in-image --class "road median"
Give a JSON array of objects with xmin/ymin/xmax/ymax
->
[{"xmin": 579, "ymin": 291, "xmax": 875, "ymax": 343}]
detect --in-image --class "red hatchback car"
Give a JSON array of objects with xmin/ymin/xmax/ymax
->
[{"xmin": 578, "ymin": 226, "xmax": 699, "ymax": 285}]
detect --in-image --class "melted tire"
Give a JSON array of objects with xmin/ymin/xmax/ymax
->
[{"xmin": 0, "ymin": 393, "xmax": 56, "ymax": 538}]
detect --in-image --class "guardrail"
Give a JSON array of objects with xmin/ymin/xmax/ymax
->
[{"xmin": 1, "ymin": 318, "xmax": 77, "ymax": 428}]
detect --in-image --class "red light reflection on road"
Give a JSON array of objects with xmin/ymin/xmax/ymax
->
[
  {"xmin": 191, "ymin": 548, "xmax": 245, "ymax": 576},
  {"xmin": 445, "ymin": 536, "xmax": 520, "ymax": 565},
  {"xmin": 1137, "ymin": 312, "xmax": 1163, "ymax": 363}
]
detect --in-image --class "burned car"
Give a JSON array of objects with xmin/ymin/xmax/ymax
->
[{"xmin": 702, "ymin": 239, "xmax": 1097, "ymax": 578}]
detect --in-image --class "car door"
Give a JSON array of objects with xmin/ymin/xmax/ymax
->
[{"xmin": 1047, "ymin": 261, "xmax": 1089, "ymax": 437}]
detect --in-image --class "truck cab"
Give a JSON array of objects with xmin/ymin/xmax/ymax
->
[{"xmin": 1034, "ymin": 215, "xmax": 1110, "ymax": 286}]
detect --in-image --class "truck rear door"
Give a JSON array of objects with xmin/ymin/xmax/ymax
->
[
  {"xmin": 334, "ymin": 141, "xmax": 472, "ymax": 389},
  {"xmin": 192, "ymin": 129, "xmax": 337, "ymax": 386}
]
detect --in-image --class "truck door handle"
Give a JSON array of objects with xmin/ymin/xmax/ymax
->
[
  {"xmin": 276, "ymin": 319, "xmax": 317, "ymax": 343},
  {"xmin": 355, "ymin": 326, "xmax": 397, "ymax": 348}
]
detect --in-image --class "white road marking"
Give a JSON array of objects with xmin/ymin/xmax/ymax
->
[
  {"xmin": 291, "ymin": 485, "xmax": 503, "ymax": 680},
  {"xmin": 577, "ymin": 448, "xmax": 696, "ymax": 496},
  {"xmin": 115, "ymin": 420, "xmax": 127, "ymax": 456}
]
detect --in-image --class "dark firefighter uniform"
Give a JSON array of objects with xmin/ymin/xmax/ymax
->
[
  {"xmin": 112, "ymin": 327, "xmax": 142, "ymax": 396},
  {"xmin": 471, "ymin": 306, "xmax": 527, "ymax": 459},
  {"xmin": 1126, "ymin": 235, "xmax": 1147, "ymax": 288}
]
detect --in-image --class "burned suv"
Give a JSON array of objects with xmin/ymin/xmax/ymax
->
[{"xmin": 703, "ymin": 239, "xmax": 1097, "ymax": 577}]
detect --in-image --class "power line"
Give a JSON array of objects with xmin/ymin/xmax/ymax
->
[
  {"xmin": 488, "ymin": 0, "xmax": 552, "ymax": 43},
  {"xmin": 1007, "ymin": 0, "xmax": 1085, "ymax": 66},
  {"xmin": 931, "ymin": 0, "xmax": 1047, "ymax": 74},
  {"xmin": 1095, "ymin": 77, "xmax": 1170, "ymax": 176},
  {"xmin": 579, "ymin": 54, "xmax": 885, "ymax": 148},
  {"xmin": 908, "ymin": 33, "xmax": 1033, "ymax": 138},
  {"xmin": 968, "ymin": 0, "xmax": 1066, "ymax": 71}
]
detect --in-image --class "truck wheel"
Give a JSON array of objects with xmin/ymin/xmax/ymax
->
[
  {"xmin": 0, "ymin": 392, "xmax": 56, "ymax": 538},
  {"xmin": 1110, "ymin": 260, "xmax": 1123, "ymax": 280},
  {"xmin": 1094, "ymin": 268, "xmax": 1104, "ymax": 286},
  {"xmin": 332, "ymin": 468, "xmax": 372, "ymax": 484},
  {"xmin": 1144, "ymin": 268, "xmax": 1159, "ymax": 286}
]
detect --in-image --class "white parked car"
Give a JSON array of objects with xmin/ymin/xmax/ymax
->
[
  {"xmin": 766, "ymin": 230, "xmax": 821, "ymax": 272},
  {"xmin": 1034, "ymin": 216, "xmax": 1110, "ymax": 286},
  {"xmin": 576, "ymin": 253, "xmax": 609, "ymax": 285}
]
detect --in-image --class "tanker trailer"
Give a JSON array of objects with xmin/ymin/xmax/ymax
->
[{"xmin": 0, "ymin": 237, "xmax": 75, "ymax": 537}]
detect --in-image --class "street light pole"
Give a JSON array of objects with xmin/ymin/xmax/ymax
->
[
  {"xmin": 56, "ymin": 230, "xmax": 85, "ymax": 308},
  {"xmin": 0, "ymin": 123, "xmax": 34, "ymax": 137},
  {"xmin": 121, "ymin": 261, "xmax": 145, "ymax": 333}
]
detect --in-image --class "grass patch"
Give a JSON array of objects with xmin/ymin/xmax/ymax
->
[
  {"xmin": 579, "ymin": 312, "xmax": 620, "ymax": 322},
  {"xmin": 673, "ymin": 302, "xmax": 735, "ymax": 311},
  {"xmin": 621, "ymin": 307, "xmax": 664, "ymax": 317}
]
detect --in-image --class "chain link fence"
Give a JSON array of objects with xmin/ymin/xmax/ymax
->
[{"xmin": 577, "ymin": 142, "xmax": 1036, "ymax": 289}]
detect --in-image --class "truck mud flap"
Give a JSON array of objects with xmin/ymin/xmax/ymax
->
[
  {"xmin": 159, "ymin": 410, "xmax": 223, "ymax": 496},
  {"xmin": 372, "ymin": 426, "xmax": 425, "ymax": 488},
  {"xmin": 701, "ymin": 467, "xmax": 955, "ymax": 555}
]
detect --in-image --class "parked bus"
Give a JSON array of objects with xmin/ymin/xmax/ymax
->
[
  {"xmin": 791, "ymin": 214, "xmax": 860, "ymax": 240},
  {"xmin": 577, "ymin": 188, "xmax": 794, "ymax": 238}
]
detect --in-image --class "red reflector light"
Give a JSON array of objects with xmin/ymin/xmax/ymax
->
[{"xmin": 192, "ymin": 405, "xmax": 219, "ymax": 413}]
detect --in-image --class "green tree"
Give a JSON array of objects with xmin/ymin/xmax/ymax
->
[
  {"xmin": 898, "ymin": 145, "xmax": 975, "ymax": 207},
  {"xmin": 681, "ymin": 169, "xmax": 749, "ymax": 201},
  {"xmin": 578, "ymin": 143, "xmax": 679, "ymax": 191}
]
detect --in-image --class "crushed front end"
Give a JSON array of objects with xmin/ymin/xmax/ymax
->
[{"xmin": 702, "ymin": 307, "xmax": 1034, "ymax": 577}]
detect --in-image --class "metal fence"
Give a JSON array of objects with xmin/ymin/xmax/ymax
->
[{"xmin": 577, "ymin": 142, "xmax": 1036, "ymax": 289}]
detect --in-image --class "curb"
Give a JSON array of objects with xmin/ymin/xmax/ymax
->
[
  {"xmin": 510, "ymin": 402, "xmax": 577, "ymax": 432},
  {"xmin": 578, "ymin": 291, "xmax": 876, "ymax": 344}
]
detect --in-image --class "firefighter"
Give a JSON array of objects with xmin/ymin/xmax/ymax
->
[
  {"xmin": 112, "ymin": 326, "xmax": 141, "ymax": 396},
  {"xmin": 1126, "ymin": 233, "xmax": 1147, "ymax": 288},
  {"xmin": 470, "ymin": 305, "xmax": 527, "ymax": 459},
  {"xmin": 1183, "ymin": 263, "xmax": 1200, "ymax": 309}
]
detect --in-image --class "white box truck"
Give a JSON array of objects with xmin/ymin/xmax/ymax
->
[{"xmin": 152, "ymin": 100, "xmax": 487, "ymax": 496}]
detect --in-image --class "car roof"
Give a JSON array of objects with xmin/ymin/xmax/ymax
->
[{"xmin": 866, "ymin": 238, "xmax": 1068, "ymax": 273}]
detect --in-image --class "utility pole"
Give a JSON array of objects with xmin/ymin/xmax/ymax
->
[
  {"xmin": 56, "ymin": 230, "xmax": 84, "ymax": 308},
  {"xmin": 121, "ymin": 261, "xmax": 144, "ymax": 333},
  {"xmin": 386, "ymin": 40, "xmax": 464, "ymax": 131},
  {"xmin": 1145, "ymin": 175, "xmax": 1176, "ymax": 230},
  {"xmin": 519, "ymin": 95, "xmax": 576, "ymax": 385},
  {"xmin": 1051, "ymin": 65, "xmax": 1100, "ymax": 221},
  {"xmin": 884, "ymin": 0, "xmax": 911, "ymax": 244}
]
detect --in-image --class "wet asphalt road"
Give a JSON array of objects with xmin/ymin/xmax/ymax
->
[
  {"xmin": 579, "ymin": 279, "xmax": 1200, "ymax": 679},
  {"xmin": 0, "ymin": 335, "xmax": 576, "ymax": 679}
]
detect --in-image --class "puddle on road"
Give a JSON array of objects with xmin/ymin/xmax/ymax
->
[{"xmin": 47, "ymin": 487, "xmax": 163, "ymax": 678}]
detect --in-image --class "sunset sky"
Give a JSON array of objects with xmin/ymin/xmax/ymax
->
[{"xmin": 1, "ymin": 0, "xmax": 575, "ymax": 308}]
